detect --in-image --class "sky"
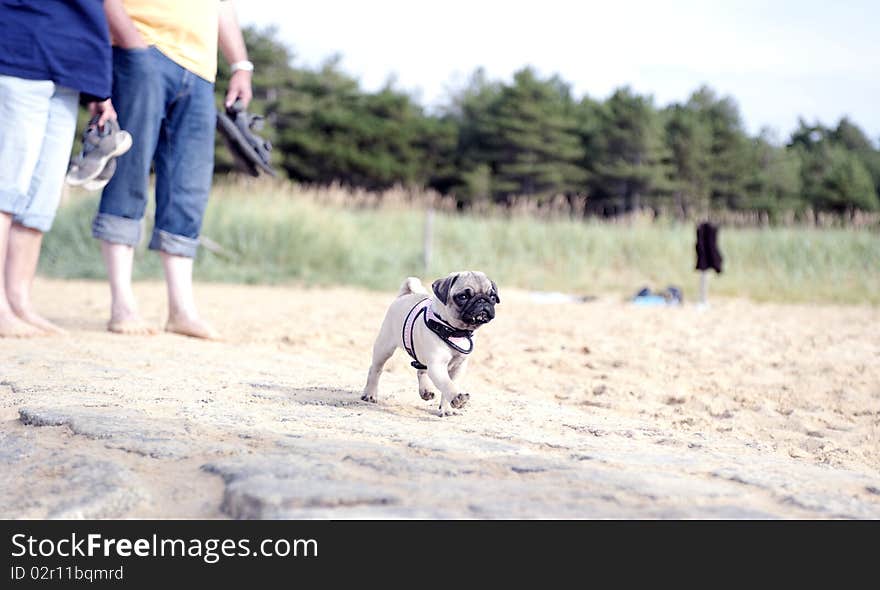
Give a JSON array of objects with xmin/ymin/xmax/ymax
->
[{"xmin": 237, "ymin": 0, "xmax": 880, "ymax": 142}]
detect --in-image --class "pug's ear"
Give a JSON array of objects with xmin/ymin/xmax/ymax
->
[
  {"xmin": 491, "ymin": 280, "xmax": 501, "ymax": 304},
  {"xmin": 432, "ymin": 274, "xmax": 459, "ymax": 305}
]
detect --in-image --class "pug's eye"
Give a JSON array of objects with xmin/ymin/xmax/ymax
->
[
  {"xmin": 455, "ymin": 293, "xmax": 468, "ymax": 304},
  {"xmin": 489, "ymin": 294, "xmax": 498, "ymax": 303}
]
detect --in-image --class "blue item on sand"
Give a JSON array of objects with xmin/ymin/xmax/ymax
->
[
  {"xmin": 631, "ymin": 285, "xmax": 684, "ymax": 307},
  {"xmin": 632, "ymin": 294, "xmax": 668, "ymax": 307}
]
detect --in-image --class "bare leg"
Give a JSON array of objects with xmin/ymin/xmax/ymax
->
[
  {"xmin": 362, "ymin": 341, "xmax": 395, "ymax": 403},
  {"xmin": 161, "ymin": 252, "xmax": 219, "ymax": 340},
  {"xmin": 416, "ymin": 369, "xmax": 436, "ymax": 400},
  {"xmin": 4, "ymin": 223, "xmax": 65, "ymax": 334},
  {"xmin": 101, "ymin": 240, "xmax": 156, "ymax": 334},
  {"xmin": 699, "ymin": 271, "xmax": 709, "ymax": 307},
  {"xmin": 0, "ymin": 214, "xmax": 42, "ymax": 337}
]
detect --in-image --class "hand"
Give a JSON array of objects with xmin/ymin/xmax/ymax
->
[
  {"xmin": 88, "ymin": 99, "xmax": 118, "ymax": 129},
  {"xmin": 225, "ymin": 70, "xmax": 253, "ymax": 109}
]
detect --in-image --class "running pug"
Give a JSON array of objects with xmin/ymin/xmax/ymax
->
[{"xmin": 361, "ymin": 271, "xmax": 500, "ymax": 416}]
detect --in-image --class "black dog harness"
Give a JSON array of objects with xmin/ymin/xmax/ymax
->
[{"xmin": 402, "ymin": 298, "xmax": 474, "ymax": 370}]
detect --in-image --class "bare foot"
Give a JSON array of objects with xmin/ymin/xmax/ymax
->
[
  {"xmin": 13, "ymin": 307, "xmax": 67, "ymax": 336},
  {"xmin": 108, "ymin": 310, "xmax": 158, "ymax": 335},
  {"xmin": 165, "ymin": 314, "xmax": 221, "ymax": 340},
  {"xmin": 0, "ymin": 309, "xmax": 44, "ymax": 338}
]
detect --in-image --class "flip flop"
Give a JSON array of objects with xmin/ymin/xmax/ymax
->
[
  {"xmin": 66, "ymin": 118, "xmax": 132, "ymax": 186},
  {"xmin": 216, "ymin": 100, "xmax": 277, "ymax": 177},
  {"xmin": 82, "ymin": 157, "xmax": 117, "ymax": 192}
]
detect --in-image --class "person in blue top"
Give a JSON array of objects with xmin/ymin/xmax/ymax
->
[{"xmin": 0, "ymin": 0, "xmax": 117, "ymax": 337}]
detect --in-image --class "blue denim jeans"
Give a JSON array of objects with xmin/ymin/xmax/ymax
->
[
  {"xmin": 92, "ymin": 46, "xmax": 216, "ymax": 258},
  {"xmin": 0, "ymin": 75, "xmax": 78, "ymax": 232}
]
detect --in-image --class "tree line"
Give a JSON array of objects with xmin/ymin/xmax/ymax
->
[{"xmin": 215, "ymin": 27, "xmax": 880, "ymax": 219}]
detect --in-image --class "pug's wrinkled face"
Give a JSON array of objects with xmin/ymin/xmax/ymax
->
[{"xmin": 432, "ymin": 271, "xmax": 500, "ymax": 330}]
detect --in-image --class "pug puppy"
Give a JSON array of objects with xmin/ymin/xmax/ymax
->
[{"xmin": 361, "ymin": 271, "xmax": 500, "ymax": 416}]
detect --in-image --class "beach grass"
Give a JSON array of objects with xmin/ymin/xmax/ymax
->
[{"xmin": 40, "ymin": 182, "xmax": 880, "ymax": 304}]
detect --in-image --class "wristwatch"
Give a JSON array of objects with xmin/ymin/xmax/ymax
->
[{"xmin": 230, "ymin": 60, "xmax": 254, "ymax": 73}]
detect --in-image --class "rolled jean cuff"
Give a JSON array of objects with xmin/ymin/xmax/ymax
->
[
  {"xmin": 14, "ymin": 212, "xmax": 54, "ymax": 233},
  {"xmin": 0, "ymin": 188, "xmax": 28, "ymax": 216},
  {"xmin": 92, "ymin": 212, "xmax": 142, "ymax": 246},
  {"xmin": 149, "ymin": 228, "xmax": 199, "ymax": 258}
]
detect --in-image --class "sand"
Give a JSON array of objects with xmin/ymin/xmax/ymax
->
[{"xmin": 1, "ymin": 278, "xmax": 878, "ymax": 519}]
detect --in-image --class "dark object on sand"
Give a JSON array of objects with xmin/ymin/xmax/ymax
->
[
  {"xmin": 695, "ymin": 222, "xmax": 723, "ymax": 273},
  {"xmin": 216, "ymin": 100, "xmax": 277, "ymax": 177},
  {"xmin": 696, "ymin": 222, "xmax": 722, "ymax": 306}
]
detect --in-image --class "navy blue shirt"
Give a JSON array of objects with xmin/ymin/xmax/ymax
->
[{"xmin": 0, "ymin": 0, "xmax": 112, "ymax": 100}]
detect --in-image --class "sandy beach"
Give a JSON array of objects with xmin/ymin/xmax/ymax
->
[{"xmin": 1, "ymin": 278, "xmax": 878, "ymax": 518}]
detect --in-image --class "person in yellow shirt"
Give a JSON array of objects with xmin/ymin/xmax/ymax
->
[{"xmin": 92, "ymin": 0, "xmax": 253, "ymax": 339}]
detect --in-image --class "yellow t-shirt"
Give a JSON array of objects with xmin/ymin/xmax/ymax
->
[{"xmin": 122, "ymin": 0, "xmax": 222, "ymax": 82}]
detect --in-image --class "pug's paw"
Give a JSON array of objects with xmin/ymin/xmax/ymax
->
[
  {"xmin": 361, "ymin": 392, "xmax": 377, "ymax": 404},
  {"xmin": 450, "ymin": 393, "xmax": 470, "ymax": 409},
  {"xmin": 437, "ymin": 402, "xmax": 459, "ymax": 417},
  {"xmin": 419, "ymin": 388, "xmax": 436, "ymax": 401}
]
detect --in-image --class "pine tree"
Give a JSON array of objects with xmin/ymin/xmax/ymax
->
[
  {"xmin": 744, "ymin": 133, "xmax": 804, "ymax": 219},
  {"xmin": 665, "ymin": 103, "xmax": 713, "ymax": 217},
  {"xmin": 686, "ymin": 87, "xmax": 752, "ymax": 211},
  {"xmin": 590, "ymin": 87, "xmax": 671, "ymax": 214},
  {"xmin": 486, "ymin": 69, "xmax": 586, "ymax": 201},
  {"xmin": 831, "ymin": 117, "xmax": 880, "ymax": 198},
  {"xmin": 445, "ymin": 69, "xmax": 503, "ymax": 206}
]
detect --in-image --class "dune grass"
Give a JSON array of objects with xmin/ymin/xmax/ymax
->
[{"xmin": 40, "ymin": 184, "xmax": 880, "ymax": 304}]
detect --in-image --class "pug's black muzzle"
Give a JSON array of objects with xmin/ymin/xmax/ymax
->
[{"xmin": 462, "ymin": 296, "xmax": 496, "ymax": 325}]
